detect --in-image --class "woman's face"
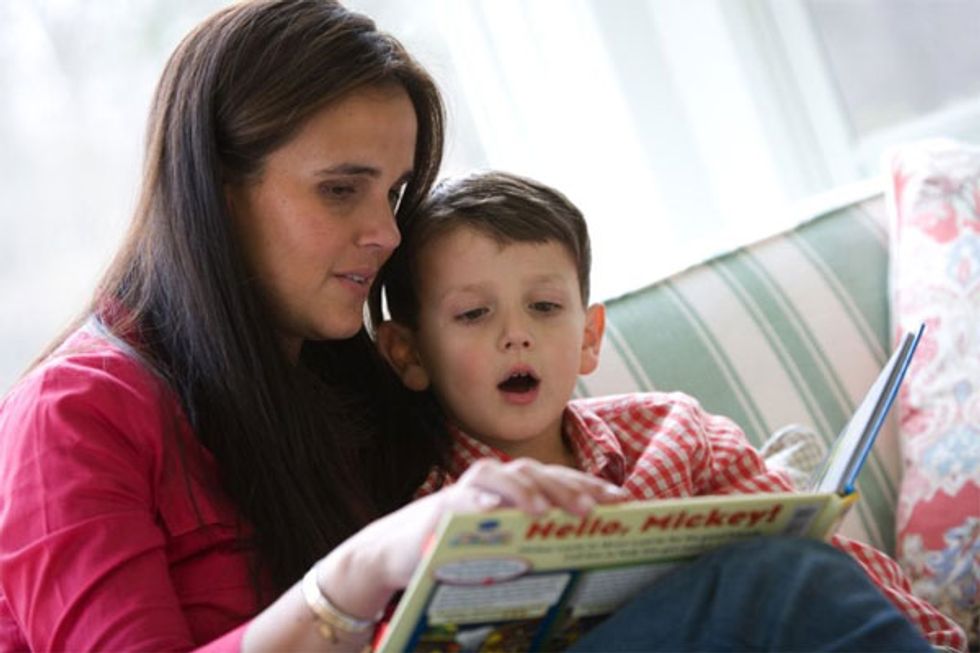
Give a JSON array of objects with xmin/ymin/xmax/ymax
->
[{"xmin": 227, "ymin": 84, "xmax": 418, "ymax": 359}]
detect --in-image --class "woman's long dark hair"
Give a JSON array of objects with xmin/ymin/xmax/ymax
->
[{"xmin": 39, "ymin": 0, "xmax": 448, "ymax": 597}]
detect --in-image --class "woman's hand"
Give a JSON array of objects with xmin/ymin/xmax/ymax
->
[
  {"xmin": 318, "ymin": 458, "xmax": 628, "ymax": 619},
  {"xmin": 449, "ymin": 457, "xmax": 630, "ymax": 521}
]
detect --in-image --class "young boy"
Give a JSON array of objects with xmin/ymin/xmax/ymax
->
[{"xmin": 374, "ymin": 171, "xmax": 965, "ymax": 650}]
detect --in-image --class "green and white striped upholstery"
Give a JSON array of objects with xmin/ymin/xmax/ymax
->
[{"xmin": 579, "ymin": 189, "xmax": 901, "ymax": 554}]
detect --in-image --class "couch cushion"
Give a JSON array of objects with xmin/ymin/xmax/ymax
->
[
  {"xmin": 888, "ymin": 138, "xmax": 980, "ymax": 646},
  {"xmin": 580, "ymin": 189, "xmax": 901, "ymax": 554}
]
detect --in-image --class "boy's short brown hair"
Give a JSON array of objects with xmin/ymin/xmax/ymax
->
[{"xmin": 374, "ymin": 171, "xmax": 592, "ymax": 329}]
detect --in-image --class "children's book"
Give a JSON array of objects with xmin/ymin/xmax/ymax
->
[
  {"xmin": 807, "ymin": 323, "xmax": 924, "ymax": 495},
  {"xmin": 376, "ymin": 324, "xmax": 924, "ymax": 653}
]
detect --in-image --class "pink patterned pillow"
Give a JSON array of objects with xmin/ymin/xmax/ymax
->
[{"xmin": 888, "ymin": 139, "xmax": 980, "ymax": 647}]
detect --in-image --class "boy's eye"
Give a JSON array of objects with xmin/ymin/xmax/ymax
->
[
  {"xmin": 455, "ymin": 307, "xmax": 489, "ymax": 323},
  {"xmin": 530, "ymin": 301, "xmax": 561, "ymax": 314}
]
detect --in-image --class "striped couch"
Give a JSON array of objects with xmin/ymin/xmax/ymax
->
[{"xmin": 578, "ymin": 181, "xmax": 901, "ymax": 555}]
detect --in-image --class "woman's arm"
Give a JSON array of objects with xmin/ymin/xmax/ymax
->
[
  {"xmin": 242, "ymin": 458, "xmax": 629, "ymax": 652},
  {"xmin": 0, "ymin": 353, "xmax": 244, "ymax": 651}
]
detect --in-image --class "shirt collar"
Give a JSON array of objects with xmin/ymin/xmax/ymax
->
[{"xmin": 563, "ymin": 400, "xmax": 626, "ymax": 484}]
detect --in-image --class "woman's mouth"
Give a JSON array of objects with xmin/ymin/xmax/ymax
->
[
  {"xmin": 338, "ymin": 271, "xmax": 372, "ymax": 285},
  {"xmin": 334, "ymin": 269, "xmax": 376, "ymax": 296}
]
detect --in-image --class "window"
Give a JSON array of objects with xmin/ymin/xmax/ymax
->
[
  {"xmin": 802, "ymin": 0, "xmax": 980, "ymax": 169},
  {"xmin": 3, "ymin": 0, "xmax": 979, "ymax": 391}
]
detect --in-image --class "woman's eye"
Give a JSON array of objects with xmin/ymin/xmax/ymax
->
[
  {"xmin": 320, "ymin": 183, "xmax": 356, "ymax": 200},
  {"xmin": 455, "ymin": 307, "xmax": 489, "ymax": 323},
  {"xmin": 530, "ymin": 301, "xmax": 561, "ymax": 314}
]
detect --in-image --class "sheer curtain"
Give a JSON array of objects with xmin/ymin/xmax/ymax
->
[{"xmin": 357, "ymin": 0, "xmax": 824, "ymax": 302}]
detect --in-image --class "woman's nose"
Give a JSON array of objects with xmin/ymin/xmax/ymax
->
[{"xmin": 358, "ymin": 198, "xmax": 401, "ymax": 252}]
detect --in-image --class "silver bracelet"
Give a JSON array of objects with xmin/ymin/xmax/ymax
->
[{"xmin": 301, "ymin": 564, "xmax": 380, "ymax": 643}]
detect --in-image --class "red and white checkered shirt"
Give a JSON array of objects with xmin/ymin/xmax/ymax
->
[{"xmin": 415, "ymin": 392, "xmax": 966, "ymax": 651}]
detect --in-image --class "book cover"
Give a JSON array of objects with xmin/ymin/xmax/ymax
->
[{"xmin": 377, "ymin": 492, "xmax": 854, "ymax": 652}]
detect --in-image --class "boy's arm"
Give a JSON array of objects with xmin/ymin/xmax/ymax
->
[
  {"xmin": 594, "ymin": 392, "xmax": 793, "ymax": 499},
  {"xmin": 694, "ymin": 407, "xmax": 795, "ymax": 495}
]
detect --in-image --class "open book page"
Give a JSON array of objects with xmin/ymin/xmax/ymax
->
[
  {"xmin": 807, "ymin": 323, "xmax": 924, "ymax": 495},
  {"xmin": 377, "ymin": 492, "xmax": 854, "ymax": 652}
]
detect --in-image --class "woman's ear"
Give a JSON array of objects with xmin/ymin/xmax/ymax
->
[
  {"xmin": 579, "ymin": 303, "xmax": 605, "ymax": 375},
  {"xmin": 376, "ymin": 321, "xmax": 431, "ymax": 391}
]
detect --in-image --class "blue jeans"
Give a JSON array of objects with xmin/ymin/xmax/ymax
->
[{"xmin": 570, "ymin": 536, "xmax": 931, "ymax": 652}]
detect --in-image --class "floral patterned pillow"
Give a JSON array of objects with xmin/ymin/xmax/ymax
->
[{"xmin": 888, "ymin": 139, "xmax": 980, "ymax": 647}]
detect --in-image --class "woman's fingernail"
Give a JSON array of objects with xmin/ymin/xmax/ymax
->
[
  {"xmin": 476, "ymin": 492, "xmax": 501, "ymax": 509},
  {"xmin": 576, "ymin": 494, "xmax": 596, "ymax": 514},
  {"xmin": 531, "ymin": 495, "xmax": 549, "ymax": 514}
]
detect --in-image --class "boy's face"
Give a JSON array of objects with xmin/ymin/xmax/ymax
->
[{"xmin": 383, "ymin": 226, "xmax": 603, "ymax": 461}]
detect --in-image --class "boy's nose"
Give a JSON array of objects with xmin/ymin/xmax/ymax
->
[
  {"xmin": 502, "ymin": 335, "xmax": 532, "ymax": 350},
  {"xmin": 499, "ymin": 319, "xmax": 533, "ymax": 351}
]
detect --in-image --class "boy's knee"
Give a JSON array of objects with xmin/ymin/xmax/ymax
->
[
  {"xmin": 706, "ymin": 536, "xmax": 864, "ymax": 592},
  {"xmin": 710, "ymin": 535, "xmax": 844, "ymax": 565}
]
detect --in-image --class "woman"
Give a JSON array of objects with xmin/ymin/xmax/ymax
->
[
  {"xmin": 0, "ymin": 2, "xmax": 949, "ymax": 652},
  {"xmin": 0, "ymin": 2, "xmax": 621, "ymax": 651}
]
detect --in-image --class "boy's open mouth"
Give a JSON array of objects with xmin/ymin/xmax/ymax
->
[{"xmin": 497, "ymin": 371, "xmax": 540, "ymax": 393}]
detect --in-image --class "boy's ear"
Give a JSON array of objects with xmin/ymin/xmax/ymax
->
[
  {"xmin": 376, "ymin": 321, "xmax": 431, "ymax": 391},
  {"xmin": 579, "ymin": 303, "xmax": 605, "ymax": 375}
]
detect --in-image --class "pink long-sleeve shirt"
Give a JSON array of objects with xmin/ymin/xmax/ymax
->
[{"xmin": 0, "ymin": 324, "xmax": 254, "ymax": 651}]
